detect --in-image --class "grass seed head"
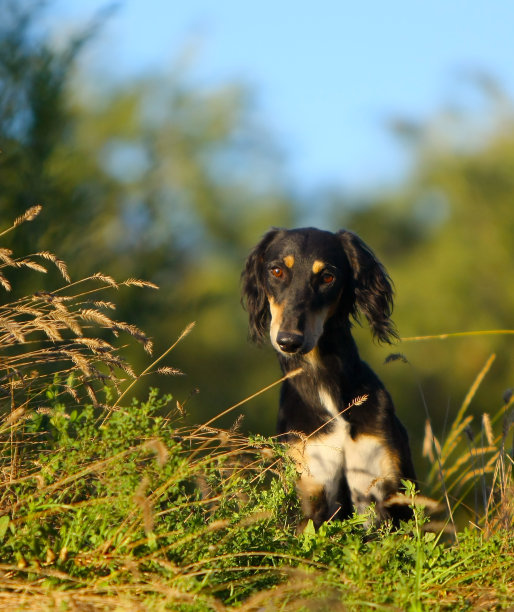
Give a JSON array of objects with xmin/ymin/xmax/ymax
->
[{"xmin": 13, "ymin": 205, "xmax": 42, "ymax": 227}]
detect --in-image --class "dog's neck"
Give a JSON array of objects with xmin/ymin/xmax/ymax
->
[{"xmin": 274, "ymin": 324, "xmax": 369, "ymax": 438}]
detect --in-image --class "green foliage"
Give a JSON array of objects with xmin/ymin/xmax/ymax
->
[
  {"xmin": 1, "ymin": 387, "xmax": 512, "ymax": 610},
  {"xmin": 0, "ymin": 387, "xmax": 295, "ymax": 603}
]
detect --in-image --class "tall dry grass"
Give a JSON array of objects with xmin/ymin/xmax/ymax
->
[
  {"xmin": 0, "ymin": 206, "xmax": 166, "ymax": 476},
  {"xmin": 413, "ymin": 346, "xmax": 514, "ymax": 535}
]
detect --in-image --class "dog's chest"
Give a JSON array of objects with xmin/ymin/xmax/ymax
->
[{"xmin": 292, "ymin": 387, "xmax": 395, "ymax": 513}]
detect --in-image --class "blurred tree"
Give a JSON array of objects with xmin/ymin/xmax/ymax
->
[
  {"xmin": 0, "ymin": 0, "xmax": 86, "ymax": 254},
  {"xmin": 0, "ymin": 0, "xmax": 297, "ymax": 433},
  {"xmin": 329, "ymin": 92, "xmax": 514, "ymax": 476}
]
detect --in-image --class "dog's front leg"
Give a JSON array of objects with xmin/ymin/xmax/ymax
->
[{"xmin": 295, "ymin": 473, "xmax": 329, "ymax": 532}]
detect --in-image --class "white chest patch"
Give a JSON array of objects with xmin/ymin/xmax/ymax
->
[{"xmin": 292, "ymin": 387, "xmax": 398, "ymax": 517}]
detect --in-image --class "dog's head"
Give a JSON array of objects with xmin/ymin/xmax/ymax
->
[{"xmin": 241, "ymin": 227, "xmax": 397, "ymax": 356}]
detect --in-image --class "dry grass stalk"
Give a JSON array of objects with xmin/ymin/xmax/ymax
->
[
  {"xmin": 0, "ymin": 317, "xmax": 26, "ymax": 343},
  {"xmin": 90, "ymin": 272, "xmax": 118, "ymax": 288},
  {"xmin": 0, "ymin": 244, "xmax": 71, "ymax": 292},
  {"xmin": 424, "ymin": 354, "xmax": 513, "ymax": 530},
  {"xmin": 15, "ymin": 259, "xmax": 47, "ymax": 274},
  {"xmin": 453, "ymin": 353, "xmax": 496, "ymax": 430},
  {"xmin": 49, "ymin": 306, "xmax": 83, "ymax": 336},
  {"xmin": 191, "ymin": 367, "xmax": 302, "ymax": 436},
  {"xmin": 482, "ymin": 412, "xmax": 494, "ymax": 446},
  {"xmin": 105, "ymin": 321, "xmax": 196, "ymax": 418},
  {"xmin": 145, "ymin": 438, "xmax": 169, "ymax": 467},
  {"xmin": 443, "ymin": 447, "xmax": 497, "ymax": 485},
  {"xmin": 459, "ymin": 453, "xmax": 499, "ymax": 487},
  {"xmin": 79, "ymin": 308, "xmax": 117, "ymax": 328},
  {"xmin": 157, "ymin": 366, "xmax": 184, "ymax": 376},
  {"xmin": 133, "ymin": 476, "xmax": 154, "ymax": 534},
  {"xmin": 401, "ymin": 330, "xmax": 514, "ymax": 341},
  {"xmin": 13, "ymin": 205, "xmax": 42, "ymax": 227},
  {"xmin": 0, "ymin": 273, "xmax": 11, "ymax": 291},
  {"xmin": 0, "ymin": 248, "xmax": 15, "ymax": 264},
  {"xmin": 92, "ymin": 300, "xmax": 116, "ymax": 310},
  {"xmin": 0, "ymin": 206, "xmax": 173, "ymax": 455},
  {"xmin": 123, "ymin": 278, "xmax": 159, "ymax": 289},
  {"xmin": 423, "ymin": 419, "xmax": 435, "ymax": 462},
  {"xmin": 74, "ymin": 337, "xmax": 113, "ymax": 353},
  {"xmin": 36, "ymin": 251, "xmax": 70, "ymax": 282}
]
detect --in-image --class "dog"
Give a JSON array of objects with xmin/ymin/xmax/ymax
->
[{"xmin": 241, "ymin": 227, "xmax": 416, "ymax": 528}]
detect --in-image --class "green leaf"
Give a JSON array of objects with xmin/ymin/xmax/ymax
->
[
  {"xmin": 0, "ymin": 516, "xmax": 10, "ymax": 543},
  {"xmin": 303, "ymin": 519, "xmax": 316, "ymax": 537}
]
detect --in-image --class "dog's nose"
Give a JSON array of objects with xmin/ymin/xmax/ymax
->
[{"xmin": 276, "ymin": 331, "xmax": 304, "ymax": 353}]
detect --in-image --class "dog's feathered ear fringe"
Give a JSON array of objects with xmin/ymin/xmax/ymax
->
[
  {"xmin": 241, "ymin": 229, "xmax": 281, "ymax": 343},
  {"xmin": 337, "ymin": 230, "xmax": 398, "ymax": 344}
]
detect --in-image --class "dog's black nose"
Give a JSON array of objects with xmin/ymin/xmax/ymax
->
[{"xmin": 276, "ymin": 331, "xmax": 304, "ymax": 353}]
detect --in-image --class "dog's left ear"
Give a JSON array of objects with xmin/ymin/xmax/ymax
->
[
  {"xmin": 337, "ymin": 230, "xmax": 398, "ymax": 344},
  {"xmin": 241, "ymin": 229, "xmax": 281, "ymax": 343}
]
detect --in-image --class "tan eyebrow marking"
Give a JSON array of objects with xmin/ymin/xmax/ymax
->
[
  {"xmin": 283, "ymin": 255, "xmax": 295, "ymax": 268},
  {"xmin": 312, "ymin": 260, "xmax": 325, "ymax": 274}
]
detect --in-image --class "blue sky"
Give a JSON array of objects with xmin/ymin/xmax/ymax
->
[{"xmin": 51, "ymin": 1, "xmax": 514, "ymax": 192}]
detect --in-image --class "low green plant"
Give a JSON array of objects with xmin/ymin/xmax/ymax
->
[
  {"xmin": 2, "ymin": 384, "xmax": 512, "ymax": 610},
  {"xmin": 2, "ymin": 389, "xmax": 510, "ymax": 610}
]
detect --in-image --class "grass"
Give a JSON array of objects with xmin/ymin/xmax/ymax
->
[{"xmin": 0, "ymin": 208, "xmax": 512, "ymax": 611}]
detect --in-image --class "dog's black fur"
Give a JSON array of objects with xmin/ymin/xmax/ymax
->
[{"xmin": 242, "ymin": 227, "xmax": 416, "ymax": 527}]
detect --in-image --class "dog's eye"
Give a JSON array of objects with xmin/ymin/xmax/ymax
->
[
  {"xmin": 270, "ymin": 267, "xmax": 284, "ymax": 278},
  {"xmin": 321, "ymin": 272, "xmax": 335, "ymax": 284}
]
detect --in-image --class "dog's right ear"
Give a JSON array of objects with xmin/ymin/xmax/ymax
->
[
  {"xmin": 241, "ymin": 229, "xmax": 280, "ymax": 343},
  {"xmin": 337, "ymin": 229, "xmax": 398, "ymax": 344}
]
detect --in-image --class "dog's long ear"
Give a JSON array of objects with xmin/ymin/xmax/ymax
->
[
  {"xmin": 337, "ymin": 230, "xmax": 398, "ymax": 344},
  {"xmin": 241, "ymin": 229, "xmax": 280, "ymax": 343}
]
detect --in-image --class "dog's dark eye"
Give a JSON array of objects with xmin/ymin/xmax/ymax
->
[
  {"xmin": 270, "ymin": 267, "xmax": 284, "ymax": 279},
  {"xmin": 321, "ymin": 272, "xmax": 335, "ymax": 284}
]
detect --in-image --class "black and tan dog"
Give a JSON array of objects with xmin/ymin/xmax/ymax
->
[{"xmin": 242, "ymin": 227, "xmax": 416, "ymax": 528}]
